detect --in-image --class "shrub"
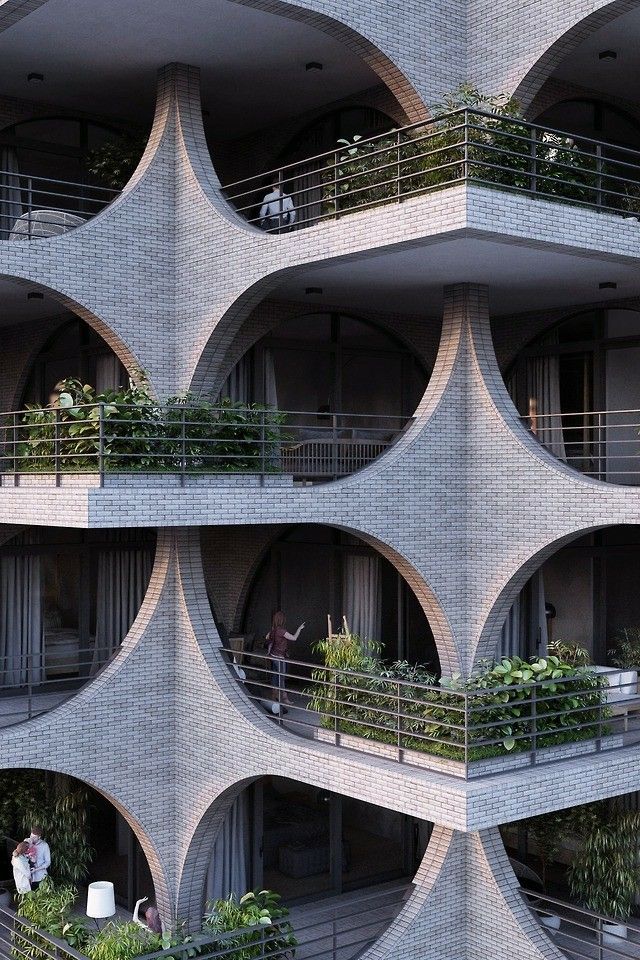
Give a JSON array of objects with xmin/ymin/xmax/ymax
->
[
  {"xmin": 203, "ymin": 890, "xmax": 296, "ymax": 960},
  {"xmin": 611, "ymin": 627, "xmax": 640, "ymax": 669}
]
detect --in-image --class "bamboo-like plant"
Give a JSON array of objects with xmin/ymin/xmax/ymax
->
[{"xmin": 203, "ymin": 890, "xmax": 296, "ymax": 960}]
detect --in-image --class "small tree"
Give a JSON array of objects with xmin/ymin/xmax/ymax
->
[{"xmin": 569, "ymin": 801, "xmax": 640, "ymax": 920}]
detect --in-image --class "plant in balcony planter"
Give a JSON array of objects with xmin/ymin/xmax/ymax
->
[
  {"xmin": 203, "ymin": 889, "xmax": 296, "ymax": 960},
  {"xmin": 568, "ymin": 800, "xmax": 640, "ymax": 943},
  {"xmin": 611, "ymin": 627, "xmax": 640, "ymax": 669},
  {"xmin": 547, "ymin": 639, "xmax": 591, "ymax": 667},
  {"xmin": 87, "ymin": 132, "xmax": 148, "ymax": 190}
]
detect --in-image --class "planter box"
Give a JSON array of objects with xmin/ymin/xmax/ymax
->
[
  {"xmin": 315, "ymin": 728, "xmax": 624, "ymax": 778},
  {"xmin": 593, "ymin": 665, "xmax": 638, "ymax": 702}
]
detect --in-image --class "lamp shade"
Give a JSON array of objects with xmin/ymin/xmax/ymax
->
[{"xmin": 86, "ymin": 881, "xmax": 116, "ymax": 919}]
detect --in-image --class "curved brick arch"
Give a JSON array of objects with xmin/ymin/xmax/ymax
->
[
  {"xmin": 0, "ymin": 764, "xmax": 173, "ymax": 925},
  {"xmin": 473, "ymin": 525, "xmax": 613, "ymax": 666},
  {"xmin": 514, "ymin": 0, "xmax": 640, "ymax": 110}
]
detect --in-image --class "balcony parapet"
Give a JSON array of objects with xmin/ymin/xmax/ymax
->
[
  {"xmin": 221, "ymin": 107, "xmax": 640, "ymax": 234},
  {"xmin": 0, "ymin": 170, "xmax": 120, "ymax": 240}
]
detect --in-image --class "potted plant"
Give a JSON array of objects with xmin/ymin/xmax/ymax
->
[{"xmin": 568, "ymin": 801, "xmax": 640, "ymax": 944}]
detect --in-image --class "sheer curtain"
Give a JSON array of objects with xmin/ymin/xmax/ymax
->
[
  {"xmin": 95, "ymin": 354, "xmax": 123, "ymax": 394},
  {"xmin": 499, "ymin": 571, "xmax": 548, "ymax": 661},
  {"xmin": 206, "ymin": 792, "xmax": 250, "ymax": 903},
  {"xmin": 0, "ymin": 147, "xmax": 22, "ymax": 239},
  {"xmin": 343, "ymin": 554, "xmax": 381, "ymax": 655},
  {"xmin": 0, "ymin": 543, "xmax": 43, "ymax": 686},
  {"xmin": 499, "ymin": 593, "xmax": 521, "ymax": 660},
  {"xmin": 219, "ymin": 354, "xmax": 252, "ymax": 405},
  {"xmin": 526, "ymin": 354, "xmax": 566, "ymax": 461},
  {"xmin": 264, "ymin": 349, "xmax": 278, "ymax": 409},
  {"xmin": 92, "ymin": 538, "xmax": 153, "ymax": 672}
]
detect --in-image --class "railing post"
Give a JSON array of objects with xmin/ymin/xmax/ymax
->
[
  {"xmin": 331, "ymin": 413, "xmax": 338, "ymax": 479},
  {"xmin": 463, "ymin": 109, "xmax": 469, "ymax": 182},
  {"xmin": 596, "ymin": 144, "xmax": 603, "ymax": 207},
  {"xmin": 599, "ymin": 410, "xmax": 605, "ymax": 482},
  {"xmin": 396, "ymin": 128, "xmax": 402, "ymax": 201},
  {"xmin": 54, "ymin": 407, "xmax": 60, "ymax": 487},
  {"xmin": 530, "ymin": 684, "xmax": 537, "ymax": 766},
  {"xmin": 181, "ymin": 405, "xmax": 186, "ymax": 487},
  {"xmin": 597, "ymin": 917, "xmax": 603, "ymax": 960},
  {"xmin": 529, "ymin": 127, "xmax": 538, "ymax": 195},
  {"xmin": 27, "ymin": 651, "xmax": 33, "ymax": 721},
  {"xmin": 12, "ymin": 411, "xmax": 18, "ymax": 487},
  {"xmin": 332, "ymin": 917, "xmax": 338, "ymax": 960},
  {"xmin": 397, "ymin": 680, "xmax": 402, "ymax": 761},
  {"xmin": 277, "ymin": 168, "xmax": 284, "ymax": 232},
  {"xmin": 98, "ymin": 402, "xmax": 105, "ymax": 488},
  {"xmin": 333, "ymin": 149, "xmax": 339, "ymax": 220},
  {"xmin": 260, "ymin": 408, "xmax": 266, "ymax": 486},
  {"xmin": 27, "ymin": 177, "xmax": 33, "ymax": 240},
  {"xmin": 464, "ymin": 691, "xmax": 469, "ymax": 778}
]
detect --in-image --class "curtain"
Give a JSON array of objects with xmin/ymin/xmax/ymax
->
[
  {"xmin": 0, "ymin": 546, "xmax": 43, "ymax": 686},
  {"xmin": 289, "ymin": 159, "xmax": 324, "ymax": 228},
  {"xmin": 526, "ymin": 354, "xmax": 567, "ymax": 461},
  {"xmin": 95, "ymin": 353, "xmax": 122, "ymax": 394},
  {"xmin": 498, "ymin": 570, "xmax": 547, "ymax": 660},
  {"xmin": 92, "ymin": 539, "xmax": 153, "ymax": 672},
  {"xmin": 206, "ymin": 792, "xmax": 250, "ymax": 903},
  {"xmin": 264, "ymin": 349, "xmax": 278, "ymax": 409},
  {"xmin": 343, "ymin": 554, "xmax": 381, "ymax": 656},
  {"xmin": 0, "ymin": 147, "xmax": 22, "ymax": 239},
  {"xmin": 219, "ymin": 353, "xmax": 252, "ymax": 405}
]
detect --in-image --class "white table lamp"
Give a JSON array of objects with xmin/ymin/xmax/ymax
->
[{"xmin": 86, "ymin": 881, "xmax": 116, "ymax": 923}]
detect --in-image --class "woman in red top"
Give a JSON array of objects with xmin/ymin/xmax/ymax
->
[{"xmin": 266, "ymin": 610, "xmax": 305, "ymax": 705}]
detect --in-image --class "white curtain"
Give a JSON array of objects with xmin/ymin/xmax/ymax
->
[
  {"xmin": 0, "ymin": 147, "xmax": 22, "ymax": 239},
  {"xmin": 290, "ymin": 159, "xmax": 324, "ymax": 228},
  {"xmin": 206, "ymin": 793, "xmax": 250, "ymax": 904},
  {"xmin": 220, "ymin": 354, "xmax": 252, "ymax": 405},
  {"xmin": 264, "ymin": 348, "xmax": 278, "ymax": 409},
  {"xmin": 92, "ymin": 541, "xmax": 153, "ymax": 672},
  {"xmin": 498, "ymin": 571, "xmax": 547, "ymax": 660},
  {"xmin": 343, "ymin": 554, "xmax": 381, "ymax": 655},
  {"xmin": 0, "ymin": 548, "xmax": 43, "ymax": 686},
  {"xmin": 95, "ymin": 353, "xmax": 122, "ymax": 394},
  {"xmin": 526, "ymin": 355, "xmax": 566, "ymax": 461}
]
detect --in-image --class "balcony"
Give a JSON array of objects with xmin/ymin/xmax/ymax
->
[
  {"xmin": 0, "ymin": 402, "xmax": 409, "ymax": 486},
  {"xmin": 221, "ymin": 108, "xmax": 640, "ymax": 233},
  {"xmin": 0, "ymin": 169, "xmax": 120, "ymax": 240},
  {"xmin": 221, "ymin": 647, "xmax": 640, "ymax": 780},
  {"xmin": 524, "ymin": 890, "xmax": 640, "ymax": 959}
]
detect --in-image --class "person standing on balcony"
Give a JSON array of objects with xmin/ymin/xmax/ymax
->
[
  {"xmin": 259, "ymin": 181, "xmax": 296, "ymax": 232},
  {"xmin": 12, "ymin": 842, "xmax": 32, "ymax": 894},
  {"xmin": 24, "ymin": 826, "xmax": 50, "ymax": 889},
  {"xmin": 266, "ymin": 611, "xmax": 305, "ymax": 706}
]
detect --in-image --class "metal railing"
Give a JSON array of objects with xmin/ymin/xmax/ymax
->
[
  {"xmin": 0, "ymin": 170, "xmax": 120, "ymax": 240},
  {"xmin": 222, "ymin": 648, "xmax": 640, "ymax": 779},
  {"xmin": 522, "ymin": 407, "xmax": 640, "ymax": 484},
  {"xmin": 523, "ymin": 888, "xmax": 640, "ymax": 959},
  {"xmin": 0, "ymin": 884, "xmax": 410, "ymax": 960},
  {"xmin": 0, "ymin": 646, "xmax": 114, "ymax": 729},
  {"xmin": 0, "ymin": 404, "xmax": 408, "ymax": 486},
  {"xmin": 221, "ymin": 107, "xmax": 640, "ymax": 232}
]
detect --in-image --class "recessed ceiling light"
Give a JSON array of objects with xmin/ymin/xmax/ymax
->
[
  {"xmin": 27, "ymin": 72, "xmax": 44, "ymax": 83},
  {"xmin": 305, "ymin": 62, "xmax": 323, "ymax": 71},
  {"xmin": 305, "ymin": 286, "xmax": 323, "ymax": 295},
  {"xmin": 27, "ymin": 291, "xmax": 44, "ymax": 300},
  {"xmin": 598, "ymin": 50, "xmax": 617, "ymax": 61},
  {"xmin": 599, "ymin": 281, "xmax": 617, "ymax": 290}
]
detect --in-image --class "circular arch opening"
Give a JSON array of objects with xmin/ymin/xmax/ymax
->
[
  {"xmin": 0, "ymin": 769, "xmax": 158, "ymax": 913},
  {"xmin": 203, "ymin": 522, "xmax": 442, "ymax": 675},
  {"xmin": 504, "ymin": 306, "xmax": 640, "ymax": 485},
  {"xmin": 181, "ymin": 774, "xmax": 434, "ymax": 947},
  {"xmin": 0, "ymin": 525, "xmax": 156, "ymax": 729}
]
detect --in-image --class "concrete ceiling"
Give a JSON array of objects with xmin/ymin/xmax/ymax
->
[
  {"xmin": 274, "ymin": 236, "xmax": 640, "ymax": 316},
  {"xmin": 0, "ymin": 276, "xmax": 65, "ymax": 324},
  {"xmin": 0, "ymin": 0, "xmax": 379, "ymax": 138},
  {"xmin": 553, "ymin": 6, "xmax": 640, "ymax": 101}
]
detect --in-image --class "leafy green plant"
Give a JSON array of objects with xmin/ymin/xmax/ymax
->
[
  {"xmin": 521, "ymin": 808, "xmax": 576, "ymax": 889},
  {"xmin": 87, "ymin": 921, "xmax": 162, "ymax": 960},
  {"xmin": 568, "ymin": 801, "xmax": 640, "ymax": 920},
  {"xmin": 611, "ymin": 627, "xmax": 640, "ymax": 669},
  {"xmin": 548, "ymin": 640, "xmax": 591, "ymax": 667},
  {"xmin": 87, "ymin": 133, "xmax": 148, "ymax": 189},
  {"xmin": 203, "ymin": 890, "xmax": 296, "ymax": 960},
  {"xmin": 14, "ymin": 880, "xmax": 80, "ymax": 960}
]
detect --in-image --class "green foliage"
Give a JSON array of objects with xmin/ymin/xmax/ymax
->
[
  {"xmin": 0, "ymin": 771, "xmax": 93, "ymax": 886},
  {"xmin": 308, "ymin": 634, "xmax": 609, "ymax": 763},
  {"xmin": 568, "ymin": 802, "xmax": 640, "ymax": 920},
  {"xmin": 548, "ymin": 639, "xmax": 592, "ymax": 667},
  {"xmin": 14, "ymin": 880, "xmax": 80, "ymax": 960},
  {"xmin": 87, "ymin": 134, "xmax": 148, "ymax": 189},
  {"xmin": 203, "ymin": 890, "xmax": 296, "ymax": 960},
  {"xmin": 521, "ymin": 808, "xmax": 576, "ymax": 888},
  {"xmin": 317, "ymin": 81, "xmax": 640, "ymax": 220},
  {"xmin": 87, "ymin": 922, "xmax": 162, "ymax": 960},
  {"xmin": 16, "ymin": 382, "xmax": 288, "ymax": 476},
  {"xmin": 610, "ymin": 627, "xmax": 640, "ymax": 669}
]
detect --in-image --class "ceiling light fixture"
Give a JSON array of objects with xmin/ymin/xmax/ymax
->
[
  {"xmin": 305, "ymin": 286, "xmax": 323, "ymax": 295},
  {"xmin": 27, "ymin": 72, "xmax": 44, "ymax": 83},
  {"xmin": 599, "ymin": 281, "xmax": 617, "ymax": 290},
  {"xmin": 598, "ymin": 50, "xmax": 617, "ymax": 61},
  {"xmin": 305, "ymin": 62, "xmax": 323, "ymax": 71},
  {"xmin": 27, "ymin": 291, "xmax": 44, "ymax": 301}
]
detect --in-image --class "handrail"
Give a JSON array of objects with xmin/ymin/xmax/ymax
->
[
  {"xmin": 0, "ymin": 404, "xmax": 411, "ymax": 486},
  {"xmin": 220, "ymin": 106, "xmax": 640, "ymax": 233},
  {"xmin": 522, "ymin": 888, "xmax": 640, "ymax": 959},
  {"xmin": 521, "ymin": 406, "xmax": 640, "ymax": 483},
  {"xmin": 221, "ymin": 646, "xmax": 640, "ymax": 779}
]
